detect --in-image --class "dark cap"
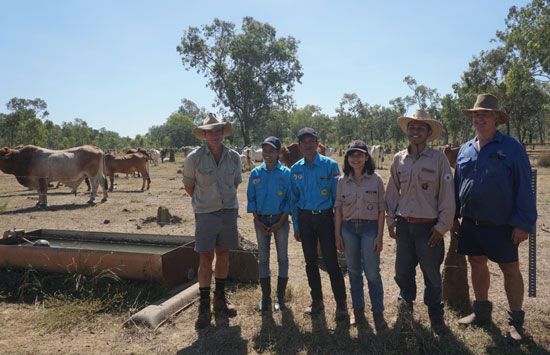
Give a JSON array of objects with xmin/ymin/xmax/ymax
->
[
  {"xmin": 261, "ymin": 136, "xmax": 281, "ymax": 150},
  {"xmin": 346, "ymin": 140, "xmax": 368, "ymax": 154},
  {"xmin": 297, "ymin": 127, "xmax": 319, "ymax": 140}
]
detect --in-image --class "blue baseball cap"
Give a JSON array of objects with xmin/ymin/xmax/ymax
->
[
  {"xmin": 261, "ymin": 136, "xmax": 282, "ymax": 150},
  {"xmin": 297, "ymin": 127, "xmax": 319, "ymax": 140}
]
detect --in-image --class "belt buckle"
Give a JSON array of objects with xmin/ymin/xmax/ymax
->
[
  {"xmin": 474, "ymin": 219, "xmax": 480, "ymax": 226},
  {"xmin": 311, "ymin": 210, "xmax": 322, "ymax": 215}
]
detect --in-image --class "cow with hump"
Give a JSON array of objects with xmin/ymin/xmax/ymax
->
[
  {"xmin": 104, "ymin": 152, "xmax": 151, "ymax": 191},
  {"xmin": 0, "ymin": 145, "xmax": 108, "ymax": 207}
]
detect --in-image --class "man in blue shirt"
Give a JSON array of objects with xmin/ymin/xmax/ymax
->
[
  {"xmin": 247, "ymin": 136, "xmax": 291, "ymax": 312},
  {"xmin": 290, "ymin": 127, "xmax": 348, "ymax": 322},
  {"xmin": 453, "ymin": 94, "xmax": 537, "ymax": 342}
]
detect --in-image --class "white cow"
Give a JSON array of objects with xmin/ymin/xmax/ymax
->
[
  {"xmin": 148, "ymin": 149, "xmax": 161, "ymax": 166},
  {"xmin": 368, "ymin": 145, "xmax": 385, "ymax": 169},
  {"xmin": 240, "ymin": 152, "xmax": 255, "ymax": 172}
]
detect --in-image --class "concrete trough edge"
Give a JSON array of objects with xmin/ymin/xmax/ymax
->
[{"xmin": 126, "ymin": 282, "xmax": 200, "ymax": 329}]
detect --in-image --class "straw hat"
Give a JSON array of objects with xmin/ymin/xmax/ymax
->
[
  {"xmin": 462, "ymin": 93, "xmax": 509, "ymax": 125},
  {"xmin": 397, "ymin": 109, "xmax": 443, "ymax": 142},
  {"xmin": 193, "ymin": 113, "xmax": 233, "ymax": 140}
]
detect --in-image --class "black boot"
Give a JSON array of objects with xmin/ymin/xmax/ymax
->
[
  {"xmin": 258, "ymin": 277, "xmax": 271, "ymax": 313},
  {"xmin": 274, "ymin": 277, "xmax": 288, "ymax": 311},
  {"xmin": 195, "ymin": 287, "xmax": 211, "ymax": 329},
  {"xmin": 458, "ymin": 300, "xmax": 492, "ymax": 326},
  {"xmin": 507, "ymin": 310, "xmax": 525, "ymax": 342}
]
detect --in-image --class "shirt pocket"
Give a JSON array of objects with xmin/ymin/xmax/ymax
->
[
  {"xmin": 342, "ymin": 191, "xmax": 356, "ymax": 206},
  {"xmin": 486, "ymin": 154, "xmax": 512, "ymax": 178},
  {"xmin": 274, "ymin": 182, "xmax": 287, "ymax": 199},
  {"xmin": 197, "ymin": 167, "xmax": 216, "ymax": 187},
  {"xmin": 457, "ymin": 156, "xmax": 474, "ymax": 176},
  {"xmin": 362, "ymin": 190, "xmax": 379, "ymax": 214},
  {"xmin": 419, "ymin": 168, "xmax": 437, "ymax": 193},
  {"xmin": 317, "ymin": 176, "xmax": 332, "ymax": 197},
  {"xmin": 397, "ymin": 166, "xmax": 411, "ymax": 188}
]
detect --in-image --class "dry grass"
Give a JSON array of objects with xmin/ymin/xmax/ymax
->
[
  {"xmin": 0, "ymin": 152, "xmax": 548, "ymax": 353},
  {"xmin": 537, "ymin": 152, "xmax": 550, "ymax": 167}
]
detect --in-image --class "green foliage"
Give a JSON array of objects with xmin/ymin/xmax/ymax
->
[{"xmin": 177, "ymin": 17, "xmax": 303, "ymax": 146}]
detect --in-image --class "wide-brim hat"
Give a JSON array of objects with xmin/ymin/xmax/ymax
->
[
  {"xmin": 397, "ymin": 109, "xmax": 443, "ymax": 142},
  {"xmin": 193, "ymin": 113, "xmax": 233, "ymax": 140},
  {"xmin": 462, "ymin": 93, "xmax": 509, "ymax": 125}
]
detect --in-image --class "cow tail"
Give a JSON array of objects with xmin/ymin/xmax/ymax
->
[{"xmin": 101, "ymin": 153, "xmax": 108, "ymax": 190}]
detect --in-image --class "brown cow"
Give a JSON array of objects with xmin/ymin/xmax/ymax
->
[
  {"xmin": 104, "ymin": 153, "xmax": 150, "ymax": 191},
  {"xmin": 443, "ymin": 145, "xmax": 460, "ymax": 169},
  {"xmin": 0, "ymin": 145, "xmax": 108, "ymax": 206},
  {"xmin": 279, "ymin": 142, "xmax": 327, "ymax": 168}
]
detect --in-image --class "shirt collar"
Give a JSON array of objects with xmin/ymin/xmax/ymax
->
[
  {"xmin": 474, "ymin": 130, "xmax": 504, "ymax": 144},
  {"xmin": 259, "ymin": 161, "xmax": 282, "ymax": 171},
  {"xmin": 405, "ymin": 145, "xmax": 433, "ymax": 159},
  {"xmin": 298, "ymin": 152, "xmax": 321, "ymax": 166},
  {"xmin": 345, "ymin": 171, "xmax": 371, "ymax": 183}
]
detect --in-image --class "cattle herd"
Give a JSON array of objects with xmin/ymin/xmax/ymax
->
[{"xmin": 0, "ymin": 143, "xmax": 459, "ymax": 208}]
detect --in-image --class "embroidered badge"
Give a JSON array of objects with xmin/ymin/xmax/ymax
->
[
  {"xmin": 320, "ymin": 189, "xmax": 329, "ymax": 196},
  {"xmin": 276, "ymin": 190, "xmax": 284, "ymax": 197},
  {"xmin": 367, "ymin": 204, "xmax": 374, "ymax": 210},
  {"xmin": 421, "ymin": 183, "xmax": 429, "ymax": 190},
  {"xmin": 444, "ymin": 173, "xmax": 452, "ymax": 182},
  {"xmin": 293, "ymin": 174, "xmax": 303, "ymax": 180},
  {"xmin": 252, "ymin": 178, "xmax": 261, "ymax": 185}
]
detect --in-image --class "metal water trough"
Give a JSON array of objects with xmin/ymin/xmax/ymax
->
[{"xmin": 0, "ymin": 229, "xmax": 259, "ymax": 287}]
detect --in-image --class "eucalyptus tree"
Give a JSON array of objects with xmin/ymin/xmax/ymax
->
[{"xmin": 177, "ymin": 17, "xmax": 303, "ymax": 146}]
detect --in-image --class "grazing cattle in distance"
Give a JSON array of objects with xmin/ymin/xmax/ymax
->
[
  {"xmin": 443, "ymin": 145, "xmax": 460, "ymax": 169},
  {"xmin": 243, "ymin": 147, "xmax": 263, "ymax": 162},
  {"xmin": 368, "ymin": 145, "xmax": 385, "ymax": 169},
  {"xmin": 148, "ymin": 149, "xmax": 161, "ymax": 166},
  {"xmin": 104, "ymin": 153, "xmax": 151, "ymax": 191},
  {"xmin": 0, "ymin": 145, "xmax": 108, "ymax": 207},
  {"xmin": 279, "ymin": 143, "xmax": 328, "ymax": 168},
  {"xmin": 181, "ymin": 146, "xmax": 199, "ymax": 158}
]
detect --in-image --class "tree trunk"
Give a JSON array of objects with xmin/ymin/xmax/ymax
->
[{"xmin": 442, "ymin": 230, "xmax": 470, "ymax": 311}]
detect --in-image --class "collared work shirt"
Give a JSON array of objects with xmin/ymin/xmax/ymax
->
[
  {"xmin": 454, "ymin": 131, "xmax": 537, "ymax": 233},
  {"xmin": 334, "ymin": 172, "xmax": 385, "ymax": 221},
  {"xmin": 247, "ymin": 161, "xmax": 291, "ymax": 215},
  {"xmin": 182, "ymin": 145, "xmax": 242, "ymax": 214},
  {"xmin": 385, "ymin": 146, "xmax": 455, "ymax": 235},
  {"xmin": 290, "ymin": 153, "xmax": 340, "ymax": 232}
]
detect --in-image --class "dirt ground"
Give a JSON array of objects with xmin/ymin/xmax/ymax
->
[{"xmin": 0, "ymin": 153, "xmax": 549, "ymax": 354}]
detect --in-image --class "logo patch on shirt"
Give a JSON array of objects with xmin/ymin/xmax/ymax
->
[
  {"xmin": 320, "ymin": 177, "xmax": 330, "ymax": 181},
  {"xmin": 252, "ymin": 178, "xmax": 261, "ymax": 185},
  {"xmin": 293, "ymin": 174, "xmax": 303, "ymax": 180},
  {"xmin": 367, "ymin": 204, "xmax": 374, "ymax": 210},
  {"xmin": 444, "ymin": 173, "xmax": 452, "ymax": 182},
  {"xmin": 276, "ymin": 190, "xmax": 284, "ymax": 197},
  {"xmin": 320, "ymin": 189, "xmax": 329, "ymax": 196},
  {"xmin": 421, "ymin": 183, "xmax": 429, "ymax": 190}
]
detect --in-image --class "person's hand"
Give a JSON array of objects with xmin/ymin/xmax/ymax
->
[
  {"xmin": 335, "ymin": 234, "xmax": 344, "ymax": 252},
  {"xmin": 254, "ymin": 219, "xmax": 271, "ymax": 236},
  {"xmin": 428, "ymin": 228, "xmax": 444, "ymax": 247},
  {"xmin": 270, "ymin": 221, "xmax": 282, "ymax": 233},
  {"xmin": 373, "ymin": 236, "xmax": 383, "ymax": 255},
  {"xmin": 451, "ymin": 218, "xmax": 460, "ymax": 236},
  {"xmin": 388, "ymin": 225, "xmax": 396, "ymax": 239},
  {"xmin": 294, "ymin": 230, "xmax": 301, "ymax": 242},
  {"xmin": 511, "ymin": 228, "xmax": 529, "ymax": 245}
]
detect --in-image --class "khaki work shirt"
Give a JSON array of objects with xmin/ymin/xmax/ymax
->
[
  {"xmin": 335, "ymin": 172, "xmax": 385, "ymax": 221},
  {"xmin": 183, "ymin": 145, "xmax": 242, "ymax": 213},
  {"xmin": 385, "ymin": 146, "xmax": 455, "ymax": 235}
]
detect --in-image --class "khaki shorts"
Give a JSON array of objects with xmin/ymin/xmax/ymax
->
[{"xmin": 194, "ymin": 209, "xmax": 239, "ymax": 253}]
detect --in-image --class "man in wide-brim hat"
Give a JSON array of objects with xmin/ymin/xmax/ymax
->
[
  {"xmin": 453, "ymin": 94, "xmax": 536, "ymax": 342},
  {"xmin": 183, "ymin": 113, "xmax": 242, "ymax": 329},
  {"xmin": 386, "ymin": 109, "xmax": 455, "ymax": 335}
]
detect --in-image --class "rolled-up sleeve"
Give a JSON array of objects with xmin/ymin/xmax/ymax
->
[
  {"xmin": 182, "ymin": 154, "xmax": 196, "ymax": 188},
  {"xmin": 434, "ymin": 155, "xmax": 456, "ymax": 235}
]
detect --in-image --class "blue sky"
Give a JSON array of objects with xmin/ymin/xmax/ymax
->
[{"xmin": 0, "ymin": 0, "xmax": 529, "ymax": 138}]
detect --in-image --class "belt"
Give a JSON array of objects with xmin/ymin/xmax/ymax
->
[
  {"xmin": 299, "ymin": 208, "xmax": 333, "ymax": 215},
  {"xmin": 398, "ymin": 216, "xmax": 437, "ymax": 224},
  {"xmin": 258, "ymin": 213, "xmax": 282, "ymax": 218},
  {"xmin": 345, "ymin": 219, "xmax": 377, "ymax": 223},
  {"xmin": 463, "ymin": 217, "xmax": 501, "ymax": 227},
  {"xmin": 217, "ymin": 208, "xmax": 237, "ymax": 213}
]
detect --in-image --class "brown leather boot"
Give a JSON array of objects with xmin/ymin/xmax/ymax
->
[
  {"xmin": 373, "ymin": 312, "xmax": 388, "ymax": 332},
  {"xmin": 195, "ymin": 298, "xmax": 211, "ymax": 329},
  {"xmin": 214, "ymin": 290, "xmax": 237, "ymax": 317},
  {"xmin": 458, "ymin": 300, "xmax": 492, "ymax": 326}
]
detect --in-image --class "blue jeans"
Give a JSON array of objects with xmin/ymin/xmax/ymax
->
[
  {"xmin": 341, "ymin": 220, "xmax": 384, "ymax": 312},
  {"xmin": 394, "ymin": 218, "xmax": 444, "ymax": 318},
  {"xmin": 254, "ymin": 214, "xmax": 289, "ymax": 279}
]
